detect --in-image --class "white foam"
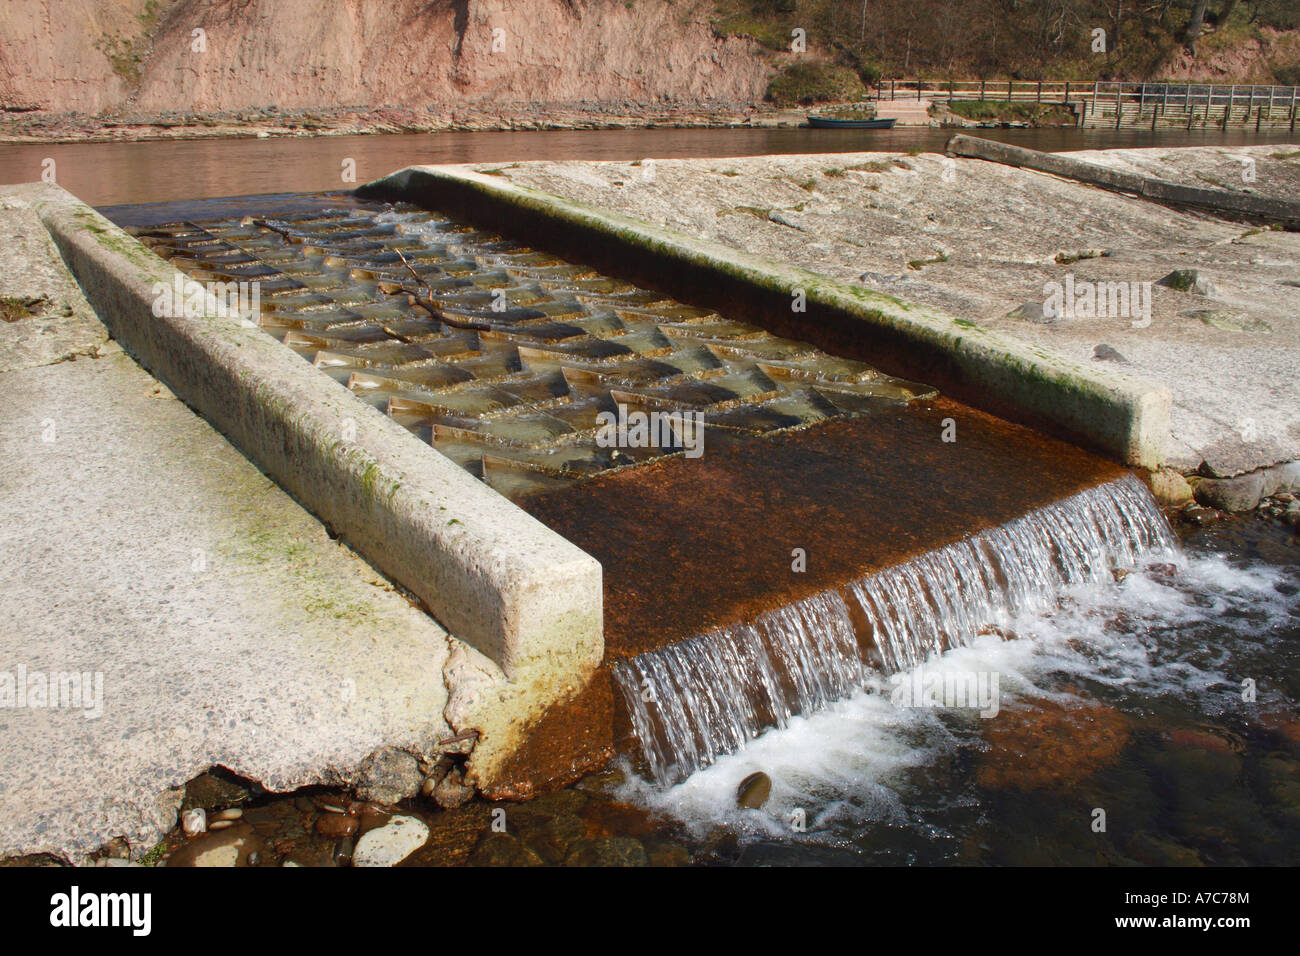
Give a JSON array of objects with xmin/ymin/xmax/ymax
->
[{"xmin": 616, "ymin": 549, "xmax": 1296, "ymax": 842}]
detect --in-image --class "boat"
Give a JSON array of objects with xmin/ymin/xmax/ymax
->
[{"xmin": 807, "ymin": 115, "xmax": 898, "ymax": 129}]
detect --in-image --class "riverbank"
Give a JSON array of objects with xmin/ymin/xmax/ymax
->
[{"xmin": 0, "ymin": 104, "xmax": 818, "ymax": 145}]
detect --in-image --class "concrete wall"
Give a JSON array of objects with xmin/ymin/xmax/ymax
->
[{"xmin": 32, "ymin": 185, "xmax": 603, "ymax": 695}]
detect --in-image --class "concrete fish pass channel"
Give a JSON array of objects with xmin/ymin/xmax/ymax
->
[{"xmin": 37, "ymin": 170, "xmax": 1181, "ymax": 794}]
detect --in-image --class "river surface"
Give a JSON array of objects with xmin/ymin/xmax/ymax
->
[{"xmin": 2, "ymin": 126, "xmax": 1296, "ymax": 207}]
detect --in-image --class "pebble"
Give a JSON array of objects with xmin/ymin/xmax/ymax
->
[
  {"xmin": 737, "ymin": 771, "xmax": 772, "ymax": 810},
  {"xmin": 208, "ymin": 820, "xmax": 234, "ymax": 830},
  {"xmin": 352, "ymin": 815, "xmax": 429, "ymax": 867},
  {"xmin": 212, "ymin": 807, "xmax": 243, "ymax": 822},
  {"xmin": 181, "ymin": 808, "xmax": 207, "ymax": 836}
]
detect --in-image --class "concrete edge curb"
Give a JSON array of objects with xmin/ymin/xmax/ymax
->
[
  {"xmin": 948, "ymin": 134, "xmax": 1300, "ymax": 225},
  {"xmin": 33, "ymin": 185, "xmax": 603, "ymax": 700},
  {"xmin": 360, "ymin": 165, "xmax": 1172, "ymax": 468}
]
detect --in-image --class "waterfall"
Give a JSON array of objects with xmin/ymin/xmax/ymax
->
[{"xmin": 612, "ymin": 473, "xmax": 1177, "ymax": 786}]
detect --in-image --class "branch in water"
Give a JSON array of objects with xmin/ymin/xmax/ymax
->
[{"xmin": 386, "ymin": 247, "xmax": 492, "ymax": 333}]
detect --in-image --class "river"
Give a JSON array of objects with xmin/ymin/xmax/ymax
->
[{"xmin": 1, "ymin": 125, "xmax": 1296, "ymax": 207}]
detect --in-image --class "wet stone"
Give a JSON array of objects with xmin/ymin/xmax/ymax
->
[
  {"xmin": 564, "ymin": 837, "xmax": 649, "ymax": 867},
  {"xmin": 469, "ymin": 832, "xmax": 545, "ymax": 867},
  {"xmin": 353, "ymin": 815, "xmax": 429, "ymax": 867},
  {"xmin": 165, "ymin": 823, "xmax": 264, "ymax": 868},
  {"xmin": 182, "ymin": 771, "xmax": 252, "ymax": 812}
]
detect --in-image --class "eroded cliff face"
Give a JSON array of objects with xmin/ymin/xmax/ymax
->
[{"xmin": 1, "ymin": 0, "xmax": 770, "ymax": 115}]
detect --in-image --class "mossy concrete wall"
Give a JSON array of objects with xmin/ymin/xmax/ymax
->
[
  {"xmin": 33, "ymin": 185, "xmax": 603, "ymax": 706},
  {"xmin": 360, "ymin": 165, "xmax": 1172, "ymax": 468}
]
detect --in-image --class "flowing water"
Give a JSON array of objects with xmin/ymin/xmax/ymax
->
[
  {"xmin": 614, "ymin": 474, "xmax": 1177, "ymax": 785},
  {"xmin": 614, "ymin": 514, "xmax": 1300, "ymax": 866}
]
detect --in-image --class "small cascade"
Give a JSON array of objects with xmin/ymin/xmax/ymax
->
[{"xmin": 613, "ymin": 473, "xmax": 1178, "ymax": 786}]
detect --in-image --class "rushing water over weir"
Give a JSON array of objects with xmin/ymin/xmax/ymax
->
[{"xmin": 612, "ymin": 473, "xmax": 1178, "ymax": 786}]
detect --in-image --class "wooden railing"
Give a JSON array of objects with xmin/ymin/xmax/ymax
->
[{"xmin": 871, "ymin": 79, "xmax": 1300, "ymax": 130}]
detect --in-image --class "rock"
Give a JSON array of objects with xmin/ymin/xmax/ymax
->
[
  {"xmin": 1194, "ymin": 469, "xmax": 1266, "ymax": 512},
  {"xmin": 737, "ymin": 771, "xmax": 772, "ymax": 809},
  {"xmin": 1285, "ymin": 501, "xmax": 1300, "ymax": 530},
  {"xmin": 647, "ymin": 842, "xmax": 693, "ymax": 867},
  {"xmin": 1092, "ymin": 343, "xmax": 1127, "ymax": 363},
  {"xmin": 165, "ymin": 823, "xmax": 264, "ymax": 867},
  {"xmin": 1148, "ymin": 469, "xmax": 1193, "ymax": 507},
  {"xmin": 419, "ymin": 755, "xmax": 454, "ymax": 797},
  {"xmin": 767, "ymin": 210, "xmax": 803, "ymax": 230},
  {"xmin": 1180, "ymin": 309, "xmax": 1270, "ymax": 333},
  {"xmin": 469, "ymin": 832, "xmax": 545, "ymax": 867},
  {"xmin": 858, "ymin": 271, "xmax": 903, "ymax": 287},
  {"xmin": 182, "ymin": 771, "xmax": 252, "ymax": 812},
  {"xmin": 212, "ymin": 807, "xmax": 242, "ymax": 822},
  {"xmin": 355, "ymin": 747, "xmax": 422, "ymax": 805},
  {"xmin": 1126, "ymin": 830, "xmax": 1204, "ymax": 867},
  {"xmin": 520, "ymin": 813, "xmax": 586, "ymax": 865},
  {"xmin": 976, "ymin": 696, "xmax": 1129, "ymax": 791},
  {"xmin": 181, "ymin": 808, "xmax": 207, "ymax": 836},
  {"xmin": 433, "ymin": 767, "xmax": 475, "ymax": 810},
  {"xmin": 1007, "ymin": 300, "xmax": 1052, "ymax": 323},
  {"xmin": 315, "ymin": 813, "xmax": 359, "ymax": 839},
  {"xmin": 564, "ymin": 837, "xmax": 649, "ymax": 867},
  {"xmin": 1157, "ymin": 269, "xmax": 1214, "ymax": 296},
  {"xmin": 352, "ymin": 815, "xmax": 429, "ymax": 867}
]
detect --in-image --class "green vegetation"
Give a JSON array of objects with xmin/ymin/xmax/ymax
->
[
  {"xmin": 908, "ymin": 251, "xmax": 949, "ymax": 271},
  {"xmin": 0, "ymin": 295, "xmax": 42, "ymax": 322},
  {"xmin": 943, "ymin": 100, "xmax": 1075, "ymax": 125},
  {"xmin": 712, "ymin": 0, "xmax": 1300, "ymax": 84},
  {"xmin": 765, "ymin": 62, "xmax": 866, "ymax": 106}
]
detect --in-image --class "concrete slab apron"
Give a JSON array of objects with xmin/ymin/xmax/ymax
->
[
  {"xmin": 0, "ymin": 184, "xmax": 109, "ymax": 372},
  {"xmin": 0, "ymin": 349, "xmax": 451, "ymax": 861},
  {"xmin": 29, "ymin": 183, "xmax": 603, "ymax": 798}
]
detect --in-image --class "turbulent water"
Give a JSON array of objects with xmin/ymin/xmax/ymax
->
[
  {"xmin": 613, "ymin": 473, "xmax": 1178, "ymax": 785},
  {"xmin": 614, "ymin": 517, "xmax": 1300, "ymax": 864}
]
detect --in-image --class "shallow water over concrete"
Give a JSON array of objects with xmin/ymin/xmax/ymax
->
[{"xmin": 112, "ymin": 194, "xmax": 933, "ymax": 503}]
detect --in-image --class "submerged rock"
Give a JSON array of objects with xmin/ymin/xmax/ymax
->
[
  {"xmin": 564, "ymin": 837, "xmax": 648, "ymax": 867},
  {"xmin": 469, "ymin": 832, "xmax": 544, "ymax": 867},
  {"xmin": 353, "ymin": 815, "xmax": 429, "ymax": 867},
  {"xmin": 737, "ymin": 771, "xmax": 772, "ymax": 810},
  {"xmin": 166, "ymin": 823, "xmax": 263, "ymax": 867},
  {"xmin": 976, "ymin": 696, "xmax": 1129, "ymax": 791}
]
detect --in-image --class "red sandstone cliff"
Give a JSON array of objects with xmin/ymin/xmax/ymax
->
[{"xmin": 0, "ymin": 0, "xmax": 770, "ymax": 115}]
